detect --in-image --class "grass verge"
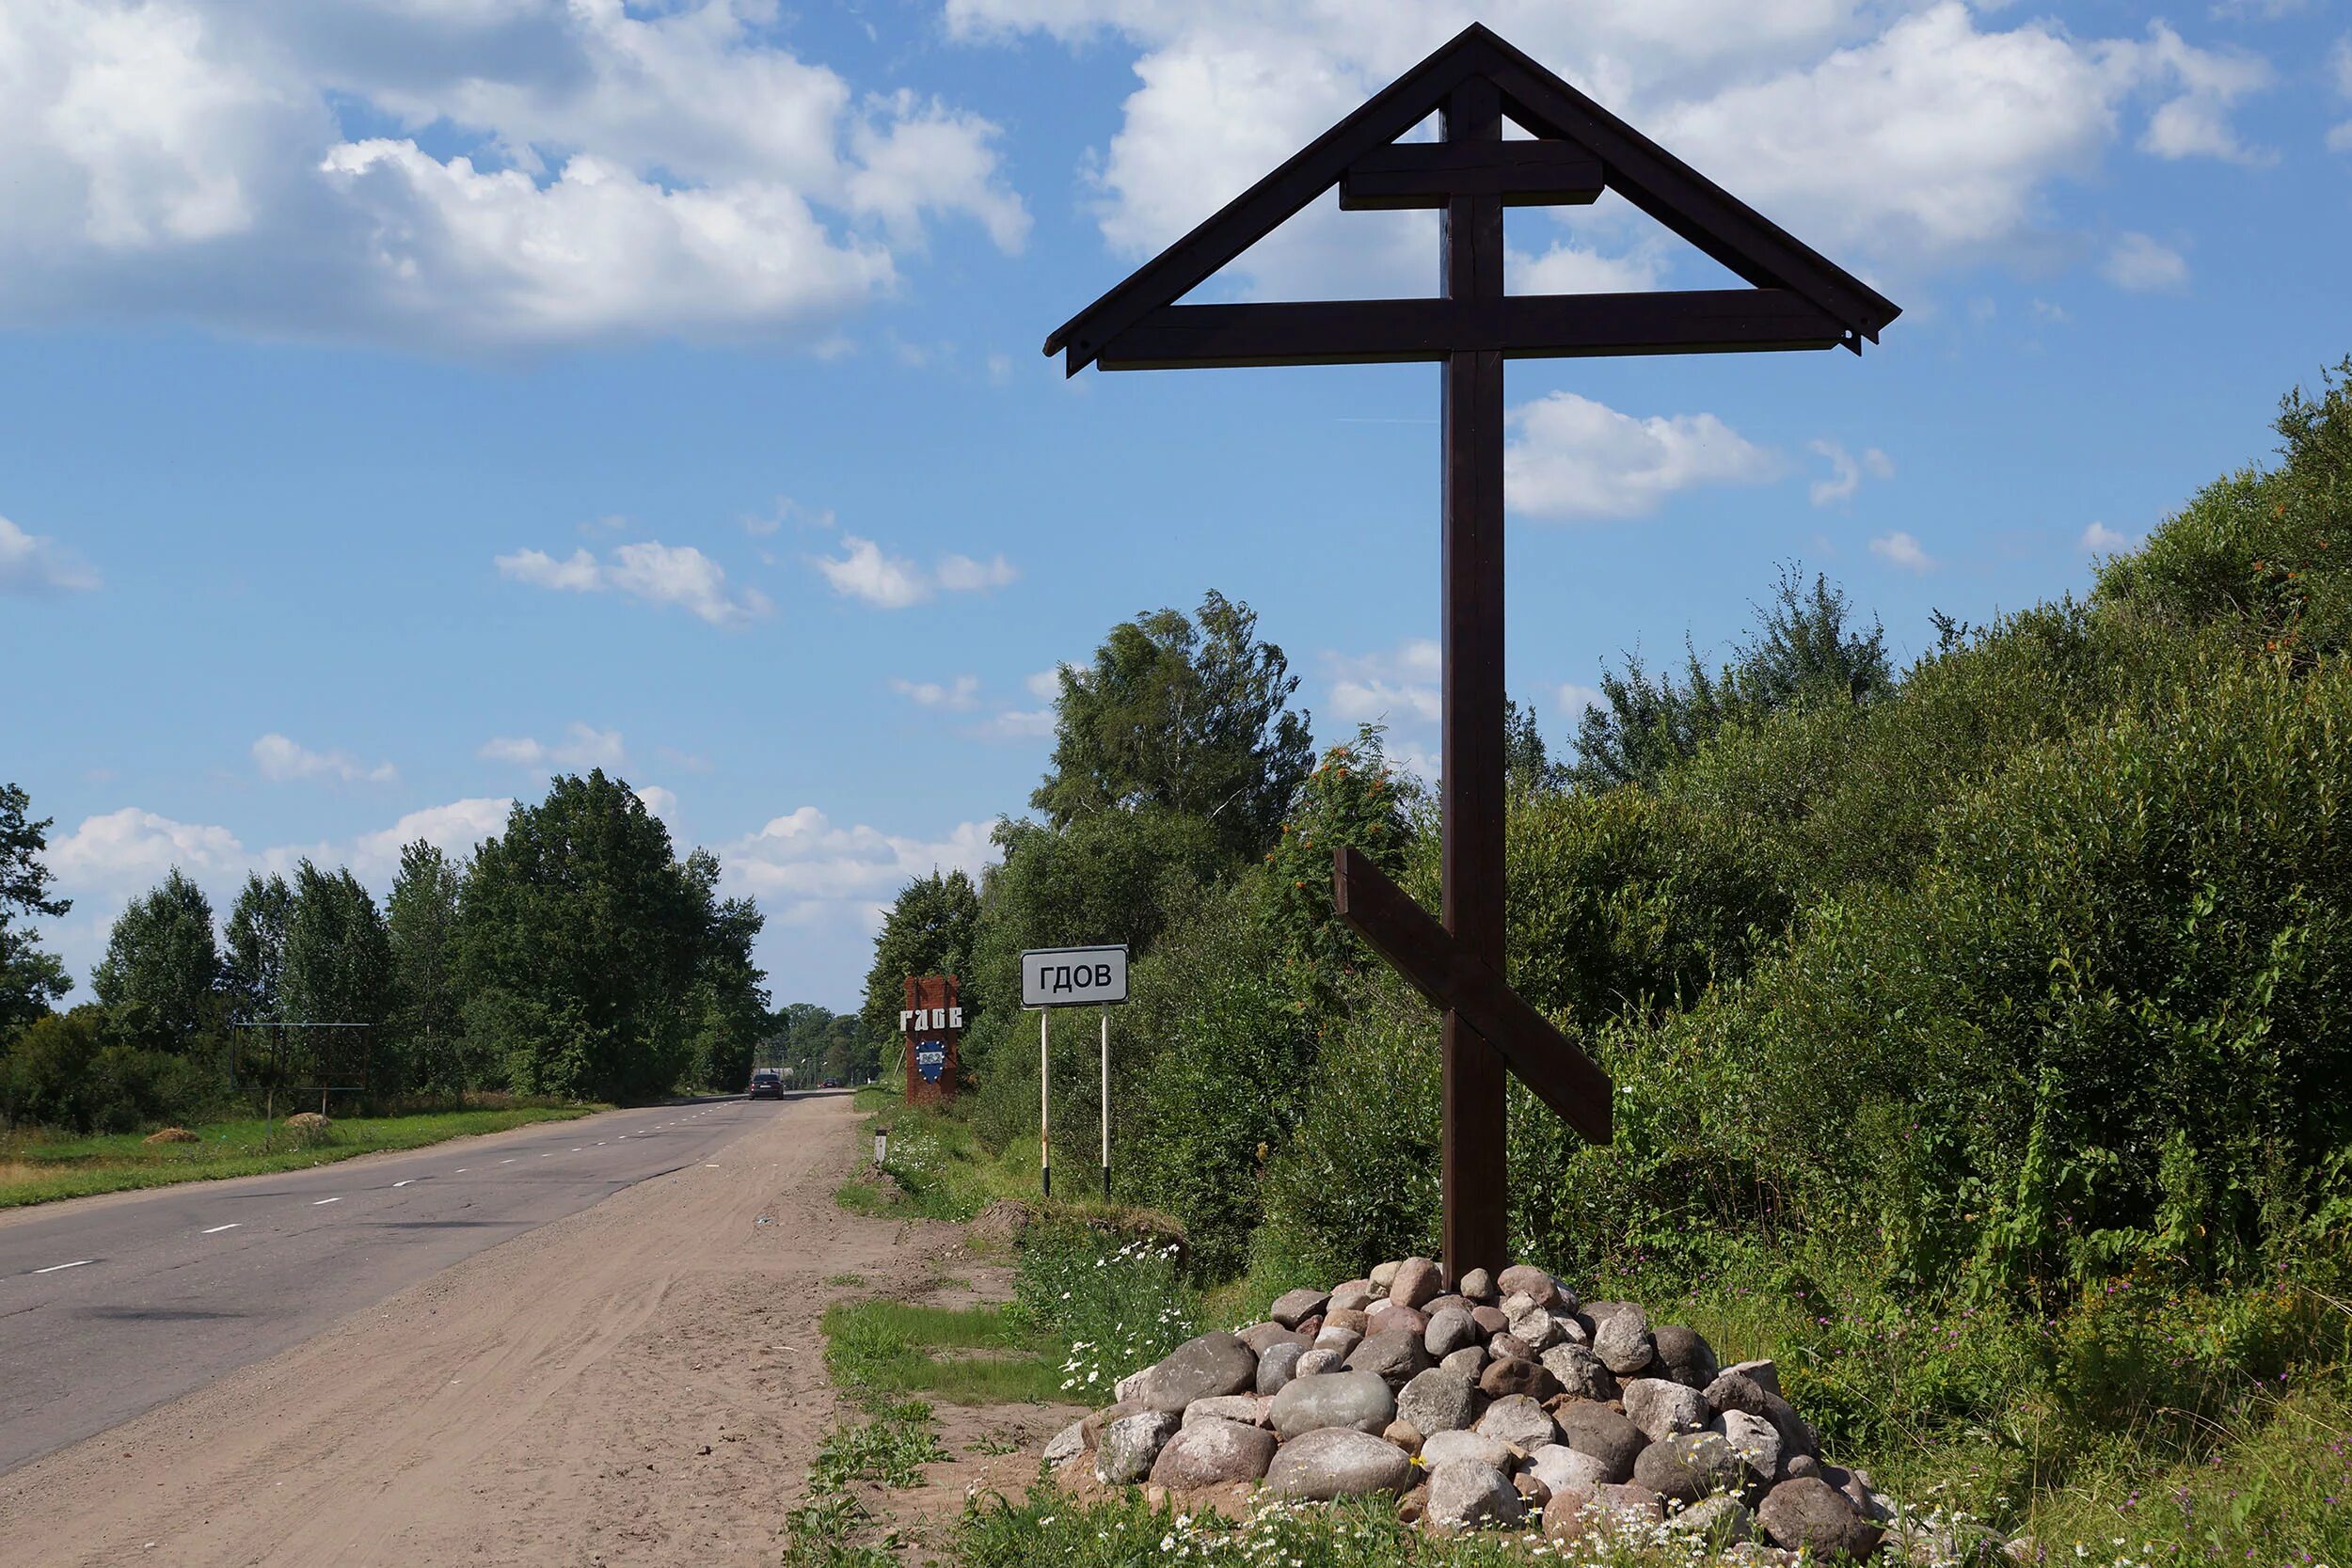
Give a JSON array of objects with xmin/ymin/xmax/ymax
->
[
  {"xmin": 0, "ymin": 1103, "xmax": 604, "ymax": 1208},
  {"xmin": 783, "ymin": 1399, "xmax": 949, "ymax": 1568},
  {"xmin": 824, "ymin": 1299, "xmax": 1064, "ymax": 1406}
]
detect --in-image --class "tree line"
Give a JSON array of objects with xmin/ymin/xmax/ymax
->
[{"xmin": 2, "ymin": 769, "xmax": 776, "ymax": 1131}]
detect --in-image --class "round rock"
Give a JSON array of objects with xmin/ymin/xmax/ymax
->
[
  {"xmin": 1758, "ymin": 1476, "xmax": 1885, "ymax": 1560},
  {"xmin": 1256, "ymin": 1341, "xmax": 1306, "ymax": 1397},
  {"xmin": 1425, "ymin": 1307, "xmax": 1481, "ymax": 1359},
  {"xmin": 1268, "ymin": 1370, "xmax": 1396, "ymax": 1438},
  {"xmin": 1424, "ymin": 1459, "xmax": 1525, "ymax": 1533},
  {"xmin": 1541, "ymin": 1482, "xmax": 1599, "ymax": 1543},
  {"xmin": 1329, "ymin": 1280, "xmax": 1379, "ymax": 1313},
  {"xmin": 1583, "ymin": 1302, "xmax": 1656, "ymax": 1376},
  {"xmin": 1263, "ymin": 1425, "xmax": 1416, "ymax": 1500},
  {"xmin": 1388, "ymin": 1256, "xmax": 1443, "ymax": 1310},
  {"xmin": 1472, "ymin": 1393, "xmax": 1558, "ymax": 1452},
  {"xmin": 1095, "ymin": 1410, "xmax": 1181, "ymax": 1485},
  {"xmin": 1652, "ymin": 1324, "xmax": 1720, "ymax": 1389},
  {"xmin": 1238, "ymin": 1321, "xmax": 1308, "ymax": 1356},
  {"xmin": 1268, "ymin": 1288, "xmax": 1330, "ymax": 1328},
  {"xmin": 1633, "ymin": 1430, "xmax": 1743, "ymax": 1504},
  {"xmin": 1716, "ymin": 1407, "xmax": 1783, "ymax": 1487},
  {"xmin": 1345, "ymin": 1328, "xmax": 1430, "ymax": 1388},
  {"xmin": 1623, "ymin": 1376, "xmax": 1710, "ymax": 1442},
  {"xmin": 1422, "ymin": 1429, "xmax": 1514, "ymax": 1469},
  {"xmin": 1134, "ymin": 1332, "xmax": 1258, "ymax": 1413},
  {"xmin": 1470, "ymin": 1305, "xmax": 1511, "ymax": 1338},
  {"xmin": 1705, "ymin": 1369, "xmax": 1770, "ymax": 1418},
  {"xmin": 1366, "ymin": 1301, "xmax": 1430, "ymax": 1339},
  {"xmin": 1524, "ymin": 1442, "xmax": 1614, "ymax": 1497},
  {"xmin": 1540, "ymin": 1343, "xmax": 1620, "ymax": 1402},
  {"xmin": 1149, "ymin": 1417, "xmax": 1276, "ymax": 1488},
  {"xmin": 1478, "ymin": 1355, "xmax": 1561, "ymax": 1402},
  {"xmin": 1439, "ymin": 1345, "xmax": 1489, "ymax": 1380},
  {"xmin": 1295, "ymin": 1348, "xmax": 1343, "ymax": 1378},
  {"xmin": 1455, "ymin": 1267, "xmax": 1497, "ymax": 1304},
  {"xmin": 1396, "ymin": 1368, "xmax": 1479, "ymax": 1436},
  {"xmin": 1672, "ymin": 1494, "xmax": 1756, "ymax": 1544},
  {"xmin": 1182, "ymin": 1394, "xmax": 1267, "ymax": 1429},
  {"xmin": 1368, "ymin": 1260, "xmax": 1404, "ymax": 1291},
  {"xmin": 1497, "ymin": 1265, "xmax": 1562, "ymax": 1307},
  {"xmin": 1551, "ymin": 1401, "xmax": 1646, "ymax": 1483}
]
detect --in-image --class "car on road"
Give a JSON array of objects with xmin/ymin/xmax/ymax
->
[
  {"xmin": 820, "ymin": 1077, "xmax": 841, "ymax": 1089},
  {"xmin": 747, "ymin": 1069, "xmax": 785, "ymax": 1100}
]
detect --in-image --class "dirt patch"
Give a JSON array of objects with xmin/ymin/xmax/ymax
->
[{"xmin": 0, "ymin": 1095, "xmax": 973, "ymax": 1568}]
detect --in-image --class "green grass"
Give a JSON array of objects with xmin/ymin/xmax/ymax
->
[
  {"xmin": 784, "ymin": 1400, "xmax": 946, "ymax": 1568},
  {"xmin": 838, "ymin": 1102, "xmax": 1173, "ymax": 1231},
  {"xmin": 823, "ymin": 1299, "xmax": 1065, "ymax": 1405},
  {"xmin": 0, "ymin": 1102, "xmax": 603, "ymax": 1208}
]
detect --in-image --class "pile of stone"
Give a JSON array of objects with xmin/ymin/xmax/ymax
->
[{"xmin": 1042, "ymin": 1257, "xmax": 1903, "ymax": 1560}]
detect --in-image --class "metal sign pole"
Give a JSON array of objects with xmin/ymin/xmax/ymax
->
[
  {"xmin": 1099, "ymin": 1006, "xmax": 1111, "ymax": 1199},
  {"xmin": 1039, "ymin": 1007, "xmax": 1052, "ymax": 1198}
]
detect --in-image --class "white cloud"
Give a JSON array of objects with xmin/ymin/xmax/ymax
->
[
  {"xmin": 1506, "ymin": 391, "xmax": 1778, "ymax": 520},
  {"xmin": 496, "ymin": 540, "xmax": 770, "ymax": 626},
  {"xmin": 1509, "ymin": 240, "xmax": 1661, "ymax": 295},
  {"xmin": 1869, "ymin": 531, "xmax": 1937, "ymax": 572},
  {"xmin": 724, "ymin": 806, "xmax": 993, "ymax": 904},
  {"xmin": 812, "ymin": 535, "xmax": 1019, "ymax": 609},
  {"xmin": 345, "ymin": 798, "xmax": 511, "ymax": 877},
  {"xmin": 890, "ymin": 674, "xmax": 982, "ymax": 710},
  {"xmin": 1025, "ymin": 667, "xmax": 1067, "ymax": 701},
  {"xmin": 634, "ymin": 784, "xmax": 680, "ymax": 831},
  {"xmin": 1558, "ymin": 682, "xmax": 1604, "ymax": 719},
  {"xmin": 479, "ymin": 722, "xmax": 627, "ymax": 770},
  {"xmin": 0, "ymin": 0, "xmax": 1025, "ymax": 348},
  {"xmin": 2081, "ymin": 520, "xmax": 2135, "ymax": 553},
  {"xmin": 1808, "ymin": 440, "xmax": 1896, "ymax": 506},
  {"xmin": 1326, "ymin": 638, "xmax": 1442, "ymax": 726},
  {"xmin": 955, "ymin": 1, "xmax": 2271, "ymax": 293},
  {"xmin": 967, "ymin": 707, "xmax": 1057, "ymax": 741},
  {"xmin": 2103, "ymin": 231, "xmax": 2190, "ymax": 293},
  {"xmin": 252, "ymin": 733, "xmax": 397, "ymax": 784},
  {"xmin": 0, "ymin": 515, "xmax": 101, "ymax": 595},
  {"xmin": 46, "ymin": 807, "xmax": 247, "ymax": 893},
  {"xmin": 2329, "ymin": 39, "xmax": 2352, "ymax": 152}
]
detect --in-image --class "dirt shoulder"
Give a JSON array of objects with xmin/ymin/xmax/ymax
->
[{"xmin": 0, "ymin": 1092, "xmax": 966, "ymax": 1568}]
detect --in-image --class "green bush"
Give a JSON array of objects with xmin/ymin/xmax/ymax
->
[
  {"xmin": 1009, "ymin": 1218, "xmax": 1197, "ymax": 1398},
  {"xmin": 1, "ymin": 1006, "xmax": 218, "ymax": 1132}
]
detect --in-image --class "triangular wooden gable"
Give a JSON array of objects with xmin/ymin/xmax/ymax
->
[{"xmin": 1044, "ymin": 23, "xmax": 1900, "ymax": 376}]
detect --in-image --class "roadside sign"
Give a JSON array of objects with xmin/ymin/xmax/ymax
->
[{"xmin": 1020, "ymin": 944, "xmax": 1128, "ymax": 1008}]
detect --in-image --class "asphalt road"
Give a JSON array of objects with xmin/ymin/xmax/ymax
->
[{"xmin": 0, "ymin": 1094, "xmax": 807, "ymax": 1477}]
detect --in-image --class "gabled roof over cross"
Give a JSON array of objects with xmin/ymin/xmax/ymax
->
[{"xmin": 1044, "ymin": 22, "xmax": 1900, "ymax": 376}]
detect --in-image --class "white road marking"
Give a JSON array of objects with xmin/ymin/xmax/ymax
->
[
  {"xmin": 705, "ymin": 1164, "xmax": 721, "ymax": 1168},
  {"xmin": 34, "ymin": 1259, "xmax": 92, "ymax": 1274},
  {"xmin": 572, "ymin": 1148, "xmax": 582, "ymax": 1152},
  {"xmin": 202, "ymin": 1224, "xmax": 240, "ymax": 1235},
  {"xmin": 500, "ymin": 1158, "xmax": 517, "ymax": 1164},
  {"xmin": 454, "ymin": 1167, "xmax": 468, "ymax": 1173},
  {"xmin": 312, "ymin": 1197, "xmax": 341, "ymax": 1206},
  {"xmin": 540, "ymin": 1152, "xmax": 551, "ymax": 1157},
  {"xmin": 393, "ymin": 1180, "xmax": 413, "ymax": 1188}
]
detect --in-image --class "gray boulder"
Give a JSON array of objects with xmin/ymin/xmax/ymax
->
[
  {"xmin": 1470, "ymin": 1305, "xmax": 1511, "ymax": 1338},
  {"xmin": 1498, "ymin": 1264, "xmax": 1565, "ymax": 1307},
  {"xmin": 1425, "ymin": 1307, "xmax": 1481, "ymax": 1359},
  {"xmin": 1422, "ymin": 1429, "xmax": 1515, "ymax": 1470},
  {"xmin": 1623, "ymin": 1376, "xmax": 1710, "ymax": 1442},
  {"xmin": 1489, "ymin": 1331, "xmax": 1535, "ymax": 1363},
  {"xmin": 1672, "ymin": 1495, "xmax": 1756, "ymax": 1544},
  {"xmin": 1182, "ymin": 1394, "xmax": 1267, "ymax": 1429},
  {"xmin": 1080, "ymin": 1401, "xmax": 1142, "ymax": 1447},
  {"xmin": 1653, "ymin": 1324, "xmax": 1720, "ymax": 1389},
  {"xmin": 1396, "ymin": 1368, "xmax": 1479, "ymax": 1435},
  {"xmin": 1295, "ymin": 1348, "xmax": 1343, "ymax": 1377},
  {"xmin": 1369, "ymin": 1259, "xmax": 1403, "ymax": 1290},
  {"xmin": 1237, "ymin": 1321, "xmax": 1308, "ymax": 1356},
  {"xmin": 1478, "ymin": 1355, "xmax": 1561, "ymax": 1402},
  {"xmin": 1724, "ymin": 1358, "xmax": 1782, "ymax": 1397},
  {"xmin": 1540, "ymin": 1343, "xmax": 1620, "ymax": 1402},
  {"xmin": 1716, "ymin": 1407, "xmax": 1783, "ymax": 1487},
  {"xmin": 1043, "ymin": 1418, "xmax": 1088, "ymax": 1466},
  {"xmin": 1134, "ymin": 1332, "xmax": 1257, "ymax": 1413},
  {"xmin": 1313, "ymin": 1324, "xmax": 1362, "ymax": 1359},
  {"xmin": 1471, "ymin": 1392, "xmax": 1557, "ymax": 1451},
  {"xmin": 1424, "ymin": 1459, "xmax": 1525, "ymax": 1532},
  {"xmin": 1149, "ymin": 1416, "xmax": 1277, "ymax": 1488},
  {"xmin": 1256, "ymin": 1341, "xmax": 1305, "ymax": 1396},
  {"xmin": 1439, "ymin": 1345, "xmax": 1489, "ymax": 1380},
  {"xmin": 1095, "ymin": 1409, "xmax": 1181, "ymax": 1485},
  {"xmin": 1346, "ymin": 1327, "xmax": 1430, "ymax": 1387},
  {"xmin": 1760, "ymin": 1391, "xmax": 1821, "ymax": 1465},
  {"xmin": 1502, "ymin": 1294, "xmax": 1568, "ymax": 1352},
  {"xmin": 1599, "ymin": 1482, "xmax": 1666, "ymax": 1525},
  {"xmin": 1268, "ymin": 1288, "xmax": 1330, "ymax": 1328},
  {"xmin": 1456, "ymin": 1267, "xmax": 1497, "ymax": 1304},
  {"xmin": 1551, "ymin": 1401, "xmax": 1646, "ymax": 1483},
  {"xmin": 1524, "ymin": 1442, "xmax": 1613, "ymax": 1496},
  {"xmin": 1268, "ymin": 1370, "xmax": 1396, "ymax": 1438},
  {"xmin": 1758, "ymin": 1476, "xmax": 1884, "ymax": 1560},
  {"xmin": 1706, "ymin": 1369, "xmax": 1771, "ymax": 1418},
  {"xmin": 1541, "ymin": 1483, "xmax": 1599, "ymax": 1543},
  {"xmin": 1329, "ymin": 1280, "xmax": 1379, "ymax": 1313},
  {"xmin": 1584, "ymin": 1301, "xmax": 1656, "ymax": 1376},
  {"xmin": 1365, "ymin": 1302, "xmax": 1430, "ymax": 1340},
  {"xmin": 1632, "ymin": 1430, "xmax": 1743, "ymax": 1504},
  {"xmin": 1263, "ymin": 1426, "xmax": 1416, "ymax": 1500}
]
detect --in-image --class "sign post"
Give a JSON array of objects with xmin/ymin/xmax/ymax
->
[
  {"xmin": 899, "ymin": 974, "xmax": 962, "ymax": 1107},
  {"xmin": 1022, "ymin": 945, "xmax": 1131, "ymax": 1200},
  {"xmin": 1044, "ymin": 24, "xmax": 1897, "ymax": 1281}
]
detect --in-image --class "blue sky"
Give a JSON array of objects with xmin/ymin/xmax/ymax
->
[{"xmin": 4, "ymin": 0, "xmax": 2350, "ymax": 1010}]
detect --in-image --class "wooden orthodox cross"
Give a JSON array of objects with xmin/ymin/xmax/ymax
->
[{"xmin": 1046, "ymin": 24, "xmax": 1898, "ymax": 1282}]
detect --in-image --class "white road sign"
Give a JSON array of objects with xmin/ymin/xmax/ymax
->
[{"xmin": 1022, "ymin": 944, "xmax": 1129, "ymax": 1007}]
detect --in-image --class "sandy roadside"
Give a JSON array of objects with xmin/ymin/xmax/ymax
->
[{"xmin": 0, "ymin": 1091, "xmax": 959, "ymax": 1568}]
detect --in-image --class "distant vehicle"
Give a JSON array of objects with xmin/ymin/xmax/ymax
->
[
  {"xmin": 747, "ymin": 1069, "xmax": 785, "ymax": 1100},
  {"xmin": 821, "ymin": 1077, "xmax": 842, "ymax": 1089}
]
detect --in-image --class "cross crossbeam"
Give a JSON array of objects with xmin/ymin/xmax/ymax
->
[{"xmin": 1339, "ymin": 141, "xmax": 1605, "ymax": 210}]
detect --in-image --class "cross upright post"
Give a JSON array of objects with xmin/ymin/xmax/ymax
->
[
  {"xmin": 1043, "ymin": 21, "xmax": 1897, "ymax": 1297},
  {"xmin": 1438, "ymin": 74, "xmax": 1510, "ymax": 1282}
]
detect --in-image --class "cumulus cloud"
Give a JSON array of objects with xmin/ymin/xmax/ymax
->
[
  {"xmin": 967, "ymin": 707, "xmax": 1057, "ymax": 741},
  {"xmin": 478, "ymin": 722, "xmax": 627, "ymax": 770},
  {"xmin": 496, "ymin": 540, "xmax": 771, "ymax": 626},
  {"xmin": 0, "ymin": 515, "xmax": 101, "ymax": 595},
  {"xmin": 812, "ymin": 536, "xmax": 1019, "ymax": 609},
  {"xmin": 252, "ymin": 733, "xmax": 397, "ymax": 784},
  {"xmin": 890, "ymin": 674, "xmax": 982, "ymax": 710},
  {"xmin": 950, "ymin": 1, "xmax": 2270, "ymax": 295},
  {"xmin": 1869, "ymin": 531, "xmax": 1938, "ymax": 572},
  {"xmin": 724, "ymin": 806, "xmax": 993, "ymax": 905},
  {"xmin": 1509, "ymin": 239, "xmax": 1663, "ymax": 295},
  {"xmin": 1325, "ymin": 638, "xmax": 1442, "ymax": 726},
  {"xmin": 2103, "ymin": 231, "xmax": 2190, "ymax": 293},
  {"xmin": 0, "ymin": 0, "xmax": 1025, "ymax": 349},
  {"xmin": 2081, "ymin": 520, "xmax": 2135, "ymax": 553},
  {"xmin": 2328, "ymin": 39, "xmax": 2352, "ymax": 153},
  {"xmin": 1808, "ymin": 440, "xmax": 1896, "ymax": 507},
  {"xmin": 1506, "ymin": 392, "xmax": 1778, "ymax": 520}
]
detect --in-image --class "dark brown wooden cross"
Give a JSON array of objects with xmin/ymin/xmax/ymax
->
[{"xmin": 1046, "ymin": 24, "xmax": 1897, "ymax": 1282}]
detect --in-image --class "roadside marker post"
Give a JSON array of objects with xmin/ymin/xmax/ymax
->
[{"xmin": 1021, "ymin": 945, "xmax": 1131, "ymax": 1202}]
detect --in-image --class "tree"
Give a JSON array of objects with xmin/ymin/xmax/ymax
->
[
  {"xmin": 0, "ymin": 783, "xmax": 71, "ymax": 1040},
  {"xmin": 1263, "ymin": 725, "xmax": 1418, "ymax": 1010},
  {"xmin": 280, "ymin": 861, "xmax": 395, "ymax": 1095},
  {"xmin": 91, "ymin": 869, "xmax": 222, "ymax": 1052},
  {"xmin": 1573, "ymin": 565, "xmax": 1890, "ymax": 789},
  {"xmin": 679, "ymin": 848, "xmax": 770, "ymax": 1091},
  {"xmin": 388, "ymin": 843, "xmax": 467, "ymax": 1094},
  {"xmin": 1503, "ymin": 697, "xmax": 1565, "ymax": 793},
  {"xmin": 458, "ymin": 770, "xmax": 708, "ymax": 1102},
  {"xmin": 1033, "ymin": 590, "xmax": 1314, "ymax": 862},
  {"xmin": 860, "ymin": 869, "xmax": 980, "ymax": 1042},
  {"xmin": 223, "ymin": 872, "xmax": 294, "ymax": 1022}
]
